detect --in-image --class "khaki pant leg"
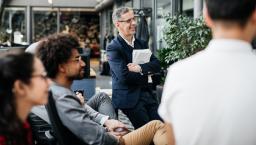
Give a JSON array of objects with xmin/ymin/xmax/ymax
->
[{"xmin": 123, "ymin": 120, "xmax": 169, "ymax": 145}]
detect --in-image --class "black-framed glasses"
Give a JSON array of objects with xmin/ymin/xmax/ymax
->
[
  {"xmin": 69, "ymin": 56, "xmax": 82, "ymax": 63},
  {"xmin": 118, "ymin": 17, "xmax": 136, "ymax": 24},
  {"xmin": 32, "ymin": 72, "xmax": 48, "ymax": 81}
]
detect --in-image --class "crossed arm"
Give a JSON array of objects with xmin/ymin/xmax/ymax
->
[{"xmin": 107, "ymin": 46, "xmax": 160, "ymax": 86}]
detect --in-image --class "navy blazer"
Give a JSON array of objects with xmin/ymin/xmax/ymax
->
[{"xmin": 106, "ymin": 35, "xmax": 160, "ymax": 109}]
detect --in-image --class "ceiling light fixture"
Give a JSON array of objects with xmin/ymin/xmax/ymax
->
[{"xmin": 48, "ymin": 0, "xmax": 53, "ymax": 4}]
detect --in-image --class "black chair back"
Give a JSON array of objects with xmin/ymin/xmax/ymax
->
[{"xmin": 45, "ymin": 91, "xmax": 87, "ymax": 145}]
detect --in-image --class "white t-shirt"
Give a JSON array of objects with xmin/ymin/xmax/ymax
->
[{"xmin": 158, "ymin": 39, "xmax": 256, "ymax": 145}]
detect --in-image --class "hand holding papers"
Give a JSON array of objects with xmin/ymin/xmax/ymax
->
[
  {"xmin": 127, "ymin": 49, "xmax": 152, "ymax": 72},
  {"xmin": 127, "ymin": 63, "xmax": 142, "ymax": 73},
  {"xmin": 132, "ymin": 49, "xmax": 152, "ymax": 64},
  {"xmin": 132, "ymin": 49, "xmax": 153, "ymax": 83}
]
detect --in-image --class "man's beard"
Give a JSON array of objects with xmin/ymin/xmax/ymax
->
[{"xmin": 68, "ymin": 70, "xmax": 84, "ymax": 81}]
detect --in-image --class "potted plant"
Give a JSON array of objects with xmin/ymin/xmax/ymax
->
[{"xmin": 156, "ymin": 14, "xmax": 212, "ymax": 100}]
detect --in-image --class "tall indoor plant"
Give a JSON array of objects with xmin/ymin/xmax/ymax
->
[
  {"xmin": 158, "ymin": 14, "xmax": 212, "ymax": 69},
  {"xmin": 156, "ymin": 14, "xmax": 212, "ymax": 100}
]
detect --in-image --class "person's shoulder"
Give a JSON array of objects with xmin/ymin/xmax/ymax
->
[
  {"xmin": 50, "ymin": 84, "xmax": 74, "ymax": 99},
  {"xmin": 169, "ymin": 50, "xmax": 206, "ymax": 72},
  {"xmin": 50, "ymin": 85, "xmax": 81, "ymax": 106},
  {"xmin": 107, "ymin": 37, "xmax": 121, "ymax": 50}
]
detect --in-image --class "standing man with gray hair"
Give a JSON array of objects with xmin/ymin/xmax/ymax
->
[{"xmin": 107, "ymin": 7, "xmax": 162, "ymax": 129}]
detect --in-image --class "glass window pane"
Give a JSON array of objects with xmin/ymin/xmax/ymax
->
[
  {"xmin": 142, "ymin": 0, "xmax": 152, "ymax": 8},
  {"xmin": 0, "ymin": 7, "xmax": 27, "ymax": 46},
  {"xmin": 59, "ymin": 8, "xmax": 100, "ymax": 57},
  {"xmin": 136, "ymin": 0, "xmax": 152, "ymax": 50},
  {"xmin": 156, "ymin": 0, "xmax": 171, "ymax": 49},
  {"xmin": 32, "ymin": 8, "xmax": 58, "ymax": 42},
  {"xmin": 183, "ymin": 0, "xmax": 194, "ymax": 16},
  {"xmin": 124, "ymin": 1, "xmax": 132, "ymax": 7}
]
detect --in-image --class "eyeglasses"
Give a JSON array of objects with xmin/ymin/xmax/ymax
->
[
  {"xmin": 69, "ymin": 56, "xmax": 82, "ymax": 63},
  {"xmin": 32, "ymin": 72, "xmax": 48, "ymax": 81},
  {"xmin": 118, "ymin": 17, "xmax": 136, "ymax": 24}
]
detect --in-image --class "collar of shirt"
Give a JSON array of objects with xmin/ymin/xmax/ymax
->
[
  {"xmin": 206, "ymin": 38, "xmax": 253, "ymax": 52},
  {"xmin": 119, "ymin": 33, "xmax": 135, "ymax": 48}
]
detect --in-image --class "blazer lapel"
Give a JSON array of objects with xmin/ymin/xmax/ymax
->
[{"xmin": 117, "ymin": 35, "xmax": 133, "ymax": 63}]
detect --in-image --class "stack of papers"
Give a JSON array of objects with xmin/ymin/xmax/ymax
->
[
  {"xmin": 132, "ymin": 49, "xmax": 152, "ymax": 64},
  {"xmin": 132, "ymin": 49, "xmax": 153, "ymax": 83}
]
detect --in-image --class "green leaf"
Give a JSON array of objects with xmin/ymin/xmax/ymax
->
[{"xmin": 157, "ymin": 14, "xmax": 212, "ymax": 69}]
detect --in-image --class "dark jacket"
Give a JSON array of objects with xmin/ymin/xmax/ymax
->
[
  {"xmin": 106, "ymin": 35, "xmax": 160, "ymax": 109},
  {"xmin": 50, "ymin": 84, "xmax": 118, "ymax": 145}
]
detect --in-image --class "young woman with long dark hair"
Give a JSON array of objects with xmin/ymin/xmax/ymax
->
[{"xmin": 0, "ymin": 53, "xmax": 50, "ymax": 145}]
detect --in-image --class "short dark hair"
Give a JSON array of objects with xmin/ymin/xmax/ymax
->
[
  {"xmin": 0, "ymin": 52, "xmax": 35, "ymax": 145},
  {"xmin": 36, "ymin": 33, "xmax": 80, "ymax": 79},
  {"xmin": 205, "ymin": 0, "xmax": 256, "ymax": 26}
]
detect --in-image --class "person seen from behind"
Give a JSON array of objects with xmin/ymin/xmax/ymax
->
[{"xmin": 158, "ymin": 0, "xmax": 256, "ymax": 145}]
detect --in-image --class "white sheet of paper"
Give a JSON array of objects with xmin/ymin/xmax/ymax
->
[
  {"xmin": 132, "ymin": 49, "xmax": 152, "ymax": 64},
  {"xmin": 132, "ymin": 49, "xmax": 153, "ymax": 83}
]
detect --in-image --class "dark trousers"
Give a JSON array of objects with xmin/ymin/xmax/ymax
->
[{"xmin": 121, "ymin": 91, "xmax": 162, "ymax": 129}]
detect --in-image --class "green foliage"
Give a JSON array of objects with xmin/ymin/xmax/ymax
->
[{"xmin": 157, "ymin": 15, "xmax": 212, "ymax": 69}]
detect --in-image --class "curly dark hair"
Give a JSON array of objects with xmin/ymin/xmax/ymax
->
[
  {"xmin": 36, "ymin": 33, "xmax": 80, "ymax": 79},
  {"xmin": 0, "ymin": 52, "xmax": 34, "ymax": 145}
]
